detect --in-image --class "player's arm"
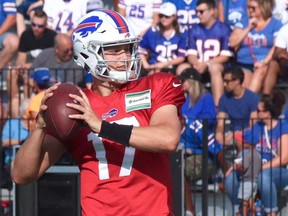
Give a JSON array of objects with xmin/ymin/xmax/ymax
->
[
  {"xmin": 129, "ymin": 104, "xmax": 181, "ymax": 152},
  {"xmin": 216, "ymin": 111, "xmax": 226, "ymax": 145},
  {"xmin": 11, "ymin": 83, "xmax": 67, "ymax": 185},
  {"xmin": 68, "ymin": 91, "xmax": 181, "ymax": 152}
]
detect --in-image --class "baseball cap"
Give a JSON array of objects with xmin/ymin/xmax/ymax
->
[
  {"xmin": 159, "ymin": 2, "xmax": 177, "ymax": 17},
  {"xmin": 178, "ymin": 68, "xmax": 201, "ymax": 82},
  {"xmin": 31, "ymin": 67, "xmax": 51, "ymax": 85}
]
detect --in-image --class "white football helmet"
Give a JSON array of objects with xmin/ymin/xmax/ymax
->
[{"xmin": 72, "ymin": 9, "xmax": 141, "ymax": 83}]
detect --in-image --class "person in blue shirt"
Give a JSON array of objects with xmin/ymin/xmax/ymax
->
[
  {"xmin": 225, "ymin": 90, "xmax": 288, "ymax": 216},
  {"xmin": 2, "ymin": 99, "xmax": 30, "ymax": 166},
  {"xmin": 139, "ymin": 2, "xmax": 186, "ymax": 75},
  {"xmin": 216, "ymin": 66, "xmax": 259, "ymax": 152},
  {"xmin": 0, "ymin": 0, "xmax": 19, "ymax": 70},
  {"xmin": 164, "ymin": 0, "xmax": 199, "ymax": 32},
  {"xmin": 178, "ymin": 0, "xmax": 233, "ymax": 107},
  {"xmin": 179, "ymin": 68, "xmax": 227, "ymax": 216},
  {"xmin": 229, "ymin": 0, "xmax": 282, "ymax": 93},
  {"xmin": 217, "ymin": 0, "xmax": 248, "ymax": 30}
]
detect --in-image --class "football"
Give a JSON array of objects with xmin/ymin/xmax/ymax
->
[{"xmin": 45, "ymin": 83, "xmax": 83, "ymax": 140}]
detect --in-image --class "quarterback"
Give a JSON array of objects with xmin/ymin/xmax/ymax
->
[{"xmin": 12, "ymin": 9, "xmax": 185, "ymax": 215}]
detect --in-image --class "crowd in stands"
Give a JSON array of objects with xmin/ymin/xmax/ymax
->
[{"xmin": 1, "ymin": 0, "xmax": 288, "ymax": 215}]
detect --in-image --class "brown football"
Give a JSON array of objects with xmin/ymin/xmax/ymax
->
[{"xmin": 45, "ymin": 83, "xmax": 82, "ymax": 140}]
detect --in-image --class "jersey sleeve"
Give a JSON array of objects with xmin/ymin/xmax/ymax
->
[{"xmin": 149, "ymin": 73, "xmax": 185, "ymax": 116}]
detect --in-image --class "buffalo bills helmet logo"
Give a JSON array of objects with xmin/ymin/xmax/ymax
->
[{"xmin": 75, "ymin": 16, "xmax": 103, "ymax": 38}]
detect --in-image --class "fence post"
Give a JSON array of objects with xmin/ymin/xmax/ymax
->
[{"xmin": 202, "ymin": 119, "xmax": 209, "ymax": 216}]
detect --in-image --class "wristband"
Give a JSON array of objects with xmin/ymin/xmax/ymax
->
[{"xmin": 99, "ymin": 121, "xmax": 133, "ymax": 147}]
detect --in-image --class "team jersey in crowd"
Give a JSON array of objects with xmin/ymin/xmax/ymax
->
[
  {"xmin": 187, "ymin": 20, "xmax": 233, "ymax": 62},
  {"xmin": 0, "ymin": 0, "xmax": 16, "ymax": 25},
  {"xmin": 181, "ymin": 92, "xmax": 216, "ymax": 128},
  {"xmin": 243, "ymin": 121, "xmax": 288, "ymax": 163},
  {"xmin": 165, "ymin": 0, "xmax": 199, "ymax": 32},
  {"xmin": 118, "ymin": 0, "xmax": 162, "ymax": 37},
  {"xmin": 221, "ymin": 0, "xmax": 247, "ymax": 30},
  {"xmin": 64, "ymin": 73, "xmax": 185, "ymax": 216},
  {"xmin": 138, "ymin": 26, "xmax": 187, "ymax": 64},
  {"xmin": 43, "ymin": 0, "xmax": 87, "ymax": 34},
  {"xmin": 235, "ymin": 17, "xmax": 282, "ymax": 64},
  {"xmin": 180, "ymin": 92, "xmax": 221, "ymax": 161}
]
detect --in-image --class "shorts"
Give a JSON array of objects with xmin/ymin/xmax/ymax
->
[
  {"xmin": 234, "ymin": 62, "xmax": 254, "ymax": 73},
  {"xmin": 17, "ymin": 1, "xmax": 43, "ymax": 19},
  {"xmin": 185, "ymin": 154, "xmax": 215, "ymax": 182},
  {"xmin": 238, "ymin": 181, "xmax": 258, "ymax": 201}
]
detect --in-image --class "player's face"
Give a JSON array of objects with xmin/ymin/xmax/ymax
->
[
  {"xmin": 196, "ymin": 3, "xmax": 214, "ymax": 25},
  {"xmin": 247, "ymin": 0, "xmax": 260, "ymax": 18},
  {"xmin": 31, "ymin": 17, "xmax": 46, "ymax": 37},
  {"xmin": 102, "ymin": 44, "xmax": 132, "ymax": 71}
]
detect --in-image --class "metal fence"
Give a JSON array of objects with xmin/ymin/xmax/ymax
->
[{"xmin": 0, "ymin": 68, "xmax": 288, "ymax": 215}]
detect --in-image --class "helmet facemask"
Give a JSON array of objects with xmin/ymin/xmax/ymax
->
[{"xmin": 86, "ymin": 38, "xmax": 141, "ymax": 83}]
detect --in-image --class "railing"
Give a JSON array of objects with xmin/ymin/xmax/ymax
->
[{"xmin": 0, "ymin": 68, "xmax": 288, "ymax": 215}]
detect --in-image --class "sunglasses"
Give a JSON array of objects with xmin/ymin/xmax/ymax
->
[
  {"xmin": 257, "ymin": 108, "xmax": 267, "ymax": 113},
  {"xmin": 248, "ymin": 5, "xmax": 257, "ymax": 11},
  {"xmin": 61, "ymin": 48, "xmax": 73, "ymax": 54},
  {"xmin": 32, "ymin": 22, "xmax": 45, "ymax": 28},
  {"xmin": 223, "ymin": 78, "xmax": 236, "ymax": 84},
  {"xmin": 159, "ymin": 14, "xmax": 172, "ymax": 18},
  {"xmin": 196, "ymin": 9, "xmax": 208, "ymax": 15}
]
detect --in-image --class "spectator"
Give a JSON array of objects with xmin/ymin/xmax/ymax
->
[
  {"xmin": 263, "ymin": 22, "xmax": 288, "ymax": 94},
  {"xmin": 178, "ymin": 68, "xmax": 227, "ymax": 216},
  {"xmin": 1, "ymin": 99, "xmax": 30, "ymax": 167},
  {"xmin": 217, "ymin": 0, "xmax": 248, "ymax": 30},
  {"xmin": 229, "ymin": 0, "xmax": 282, "ymax": 93},
  {"xmin": 164, "ymin": 0, "xmax": 199, "ymax": 32},
  {"xmin": 16, "ymin": 10, "xmax": 57, "ymax": 66},
  {"xmin": 0, "ymin": 0, "xmax": 19, "ymax": 70},
  {"xmin": 216, "ymin": 67, "xmax": 259, "ymax": 152},
  {"xmin": 225, "ymin": 140, "xmax": 262, "ymax": 216},
  {"xmin": 225, "ymin": 90, "xmax": 288, "ymax": 216},
  {"xmin": 86, "ymin": 0, "xmax": 104, "ymax": 13},
  {"xmin": 138, "ymin": 2, "xmax": 186, "ymax": 75},
  {"xmin": 16, "ymin": 0, "xmax": 43, "ymax": 37},
  {"xmin": 177, "ymin": 0, "xmax": 233, "ymax": 106},
  {"xmin": 11, "ymin": 9, "xmax": 185, "ymax": 215},
  {"xmin": 25, "ymin": 67, "xmax": 53, "ymax": 128},
  {"xmin": 7, "ymin": 33, "xmax": 85, "ymax": 101},
  {"xmin": 117, "ymin": 0, "xmax": 162, "ymax": 39},
  {"xmin": 43, "ymin": 0, "xmax": 87, "ymax": 36}
]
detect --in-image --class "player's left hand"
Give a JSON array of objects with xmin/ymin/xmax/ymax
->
[{"xmin": 67, "ymin": 89, "xmax": 102, "ymax": 133}]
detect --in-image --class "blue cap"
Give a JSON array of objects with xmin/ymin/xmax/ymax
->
[{"xmin": 31, "ymin": 67, "xmax": 51, "ymax": 85}]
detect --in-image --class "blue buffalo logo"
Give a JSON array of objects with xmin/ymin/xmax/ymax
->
[{"xmin": 75, "ymin": 16, "xmax": 103, "ymax": 38}]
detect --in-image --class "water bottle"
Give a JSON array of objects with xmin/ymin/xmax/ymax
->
[{"xmin": 255, "ymin": 199, "xmax": 262, "ymax": 216}]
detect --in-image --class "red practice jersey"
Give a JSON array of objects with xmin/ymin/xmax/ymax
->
[{"xmin": 65, "ymin": 72, "xmax": 185, "ymax": 216}]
